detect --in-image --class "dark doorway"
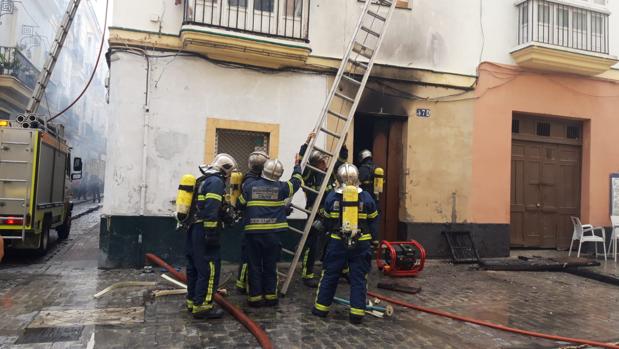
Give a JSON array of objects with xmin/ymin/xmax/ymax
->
[{"xmin": 354, "ymin": 112, "xmax": 405, "ymax": 242}]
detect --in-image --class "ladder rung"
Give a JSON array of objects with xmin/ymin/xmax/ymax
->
[
  {"xmin": 313, "ymin": 145, "xmax": 334, "ymax": 158},
  {"xmin": 334, "ymin": 92, "xmax": 354, "ymax": 103},
  {"xmin": 0, "ymin": 198, "xmax": 26, "ymax": 202},
  {"xmin": 289, "ymin": 226, "xmax": 305, "ymax": 235},
  {"xmin": 277, "ymin": 271, "xmax": 288, "ymax": 278},
  {"xmin": 0, "ymin": 179, "xmax": 28, "ymax": 182},
  {"xmin": 341, "ymin": 75, "xmax": 361, "ymax": 86},
  {"xmin": 353, "ymin": 42, "xmax": 375, "ymax": 59},
  {"xmin": 328, "ymin": 110, "xmax": 348, "ymax": 121},
  {"xmin": 361, "ymin": 26, "xmax": 381, "ymax": 38},
  {"xmin": 305, "ymin": 164, "xmax": 327, "ymax": 175},
  {"xmin": 319, "ymin": 127, "xmax": 341, "ymax": 139},
  {"xmin": 349, "ymin": 59, "xmax": 368, "ymax": 71},
  {"xmin": 1, "ymin": 142, "xmax": 30, "ymax": 145},
  {"xmin": 291, "ymin": 204, "xmax": 311, "ymax": 215},
  {"xmin": 282, "ymin": 248, "xmax": 295, "ymax": 256},
  {"xmin": 301, "ymin": 184, "xmax": 319, "ymax": 195},
  {"xmin": 367, "ymin": 10, "xmax": 386, "ymax": 22},
  {"xmin": 378, "ymin": 0, "xmax": 393, "ymax": 6},
  {"xmin": 0, "ymin": 160, "xmax": 28, "ymax": 164}
]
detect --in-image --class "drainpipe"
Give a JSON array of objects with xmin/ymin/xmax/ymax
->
[{"xmin": 139, "ymin": 58, "xmax": 151, "ymax": 216}]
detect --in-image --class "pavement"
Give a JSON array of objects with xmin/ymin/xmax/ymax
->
[{"xmin": 1, "ymin": 210, "xmax": 619, "ymax": 348}]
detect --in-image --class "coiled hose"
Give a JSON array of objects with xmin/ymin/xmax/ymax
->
[
  {"xmin": 368, "ymin": 291, "xmax": 619, "ymax": 349},
  {"xmin": 145, "ymin": 253, "xmax": 273, "ymax": 349}
]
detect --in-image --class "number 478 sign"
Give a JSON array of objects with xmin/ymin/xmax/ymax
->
[{"xmin": 416, "ymin": 108, "xmax": 431, "ymax": 118}]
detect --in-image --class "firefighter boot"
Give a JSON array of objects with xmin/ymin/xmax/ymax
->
[
  {"xmin": 349, "ymin": 314, "xmax": 363, "ymax": 325},
  {"xmin": 192, "ymin": 304, "xmax": 223, "ymax": 319},
  {"xmin": 186, "ymin": 299, "xmax": 194, "ymax": 312}
]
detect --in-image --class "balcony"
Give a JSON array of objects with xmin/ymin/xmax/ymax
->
[
  {"xmin": 511, "ymin": 0, "xmax": 618, "ymax": 76},
  {"xmin": 0, "ymin": 47, "xmax": 39, "ymax": 90},
  {"xmin": 180, "ymin": 0, "xmax": 311, "ymax": 68}
]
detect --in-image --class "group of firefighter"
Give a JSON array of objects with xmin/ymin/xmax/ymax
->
[{"xmin": 178, "ymin": 131, "xmax": 383, "ymax": 325}]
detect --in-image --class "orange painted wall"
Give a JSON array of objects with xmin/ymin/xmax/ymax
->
[{"xmin": 470, "ymin": 62, "xmax": 619, "ymax": 227}]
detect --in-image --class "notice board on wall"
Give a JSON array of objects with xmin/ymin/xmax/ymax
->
[{"xmin": 611, "ymin": 174, "xmax": 619, "ymax": 216}]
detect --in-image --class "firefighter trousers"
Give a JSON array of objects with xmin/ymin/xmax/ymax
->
[
  {"xmin": 301, "ymin": 225, "xmax": 320, "ymax": 279},
  {"xmin": 314, "ymin": 238, "xmax": 371, "ymax": 319},
  {"xmin": 246, "ymin": 232, "xmax": 281, "ymax": 304},
  {"xmin": 235, "ymin": 233, "xmax": 249, "ymax": 290},
  {"xmin": 185, "ymin": 224, "xmax": 221, "ymax": 308}
]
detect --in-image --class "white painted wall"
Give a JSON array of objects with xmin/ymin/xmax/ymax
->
[
  {"xmin": 111, "ymin": 0, "xmax": 619, "ymax": 76},
  {"xmin": 104, "ymin": 51, "xmax": 327, "ymax": 216}
]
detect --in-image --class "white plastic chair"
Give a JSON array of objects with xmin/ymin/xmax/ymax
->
[
  {"xmin": 569, "ymin": 216, "xmax": 606, "ymax": 260},
  {"xmin": 607, "ymin": 216, "xmax": 619, "ymax": 262}
]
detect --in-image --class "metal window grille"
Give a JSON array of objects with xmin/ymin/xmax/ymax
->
[
  {"xmin": 512, "ymin": 119, "xmax": 520, "ymax": 133},
  {"xmin": 567, "ymin": 125, "xmax": 580, "ymax": 139},
  {"xmin": 215, "ymin": 129, "xmax": 269, "ymax": 174},
  {"xmin": 537, "ymin": 122, "xmax": 551, "ymax": 137}
]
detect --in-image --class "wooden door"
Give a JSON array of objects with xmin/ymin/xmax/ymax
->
[
  {"xmin": 371, "ymin": 119, "xmax": 403, "ymax": 242},
  {"xmin": 511, "ymin": 140, "xmax": 581, "ymax": 248}
]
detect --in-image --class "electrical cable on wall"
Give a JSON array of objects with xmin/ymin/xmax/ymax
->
[{"xmin": 47, "ymin": 0, "xmax": 109, "ymax": 123}]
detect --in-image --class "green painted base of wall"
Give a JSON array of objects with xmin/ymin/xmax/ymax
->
[{"xmin": 98, "ymin": 215, "xmax": 307, "ymax": 269}]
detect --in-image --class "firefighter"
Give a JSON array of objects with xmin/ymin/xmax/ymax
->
[
  {"xmin": 237, "ymin": 156, "xmax": 303, "ymax": 307},
  {"xmin": 312, "ymin": 163, "xmax": 379, "ymax": 325},
  {"xmin": 299, "ymin": 132, "xmax": 348, "ymax": 288},
  {"xmin": 185, "ymin": 153, "xmax": 238, "ymax": 319},
  {"xmin": 358, "ymin": 150, "xmax": 378, "ymax": 202},
  {"xmin": 235, "ymin": 151, "xmax": 270, "ymax": 294}
]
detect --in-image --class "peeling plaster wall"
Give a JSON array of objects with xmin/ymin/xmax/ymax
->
[{"xmin": 103, "ymin": 52, "xmax": 327, "ymax": 217}]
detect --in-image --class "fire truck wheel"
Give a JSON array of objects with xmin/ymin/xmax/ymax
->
[{"xmin": 36, "ymin": 220, "xmax": 50, "ymax": 256}]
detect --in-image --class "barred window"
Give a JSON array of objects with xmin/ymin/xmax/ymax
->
[{"xmin": 215, "ymin": 129, "xmax": 269, "ymax": 174}]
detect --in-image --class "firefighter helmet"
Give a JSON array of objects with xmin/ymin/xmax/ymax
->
[
  {"xmin": 248, "ymin": 151, "xmax": 270, "ymax": 172},
  {"xmin": 262, "ymin": 159, "xmax": 284, "ymax": 181},
  {"xmin": 358, "ymin": 149, "xmax": 372, "ymax": 163},
  {"xmin": 201, "ymin": 153, "xmax": 238, "ymax": 177},
  {"xmin": 309, "ymin": 150, "xmax": 328, "ymax": 166},
  {"xmin": 336, "ymin": 163, "xmax": 360, "ymax": 188}
]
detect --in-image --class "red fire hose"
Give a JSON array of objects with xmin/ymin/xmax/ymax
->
[
  {"xmin": 368, "ymin": 291, "xmax": 619, "ymax": 349},
  {"xmin": 145, "ymin": 253, "xmax": 273, "ymax": 349}
]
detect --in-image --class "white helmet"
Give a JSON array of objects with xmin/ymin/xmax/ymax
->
[
  {"xmin": 201, "ymin": 153, "xmax": 238, "ymax": 177},
  {"xmin": 358, "ymin": 149, "xmax": 372, "ymax": 163},
  {"xmin": 335, "ymin": 163, "xmax": 361, "ymax": 193},
  {"xmin": 261, "ymin": 159, "xmax": 284, "ymax": 181},
  {"xmin": 248, "ymin": 151, "xmax": 270, "ymax": 172}
]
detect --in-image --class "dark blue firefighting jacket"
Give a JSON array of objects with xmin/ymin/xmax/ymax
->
[
  {"xmin": 195, "ymin": 174, "xmax": 226, "ymax": 230},
  {"xmin": 238, "ymin": 165, "xmax": 303, "ymax": 233},
  {"xmin": 322, "ymin": 189, "xmax": 379, "ymax": 242},
  {"xmin": 299, "ymin": 143, "xmax": 348, "ymax": 209},
  {"xmin": 358, "ymin": 159, "xmax": 377, "ymax": 201}
]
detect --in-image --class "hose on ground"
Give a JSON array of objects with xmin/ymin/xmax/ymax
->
[
  {"xmin": 145, "ymin": 253, "xmax": 273, "ymax": 349},
  {"xmin": 367, "ymin": 291, "xmax": 619, "ymax": 349}
]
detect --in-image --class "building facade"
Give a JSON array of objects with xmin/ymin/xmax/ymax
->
[
  {"xmin": 0, "ymin": 0, "xmax": 108, "ymax": 179},
  {"xmin": 102, "ymin": 0, "xmax": 619, "ymax": 267}
]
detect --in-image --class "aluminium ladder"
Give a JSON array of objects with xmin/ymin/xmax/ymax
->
[
  {"xmin": 19, "ymin": 0, "xmax": 82, "ymax": 125},
  {"xmin": 280, "ymin": 0, "xmax": 398, "ymax": 295}
]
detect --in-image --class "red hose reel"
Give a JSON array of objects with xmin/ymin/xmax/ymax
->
[{"xmin": 376, "ymin": 240, "xmax": 426, "ymax": 277}]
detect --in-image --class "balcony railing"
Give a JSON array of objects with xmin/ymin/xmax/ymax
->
[
  {"xmin": 183, "ymin": 0, "xmax": 310, "ymax": 42},
  {"xmin": 0, "ymin": 46, "xmax": 40, "ymax": 90},
  {"xmin": 517, "ymin": 0, "xmax": 609, "ymax": 54}
]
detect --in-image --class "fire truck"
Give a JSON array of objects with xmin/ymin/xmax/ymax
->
[{"xmin": 0, "ymin": 120, "xmax": 82, "ymax": 254}]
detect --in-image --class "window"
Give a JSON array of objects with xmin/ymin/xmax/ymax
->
[
  {"xmin": 512, "ymin": 119, "xmax": 520, "ymax": 134},
  {"xmin": 229, "ymin": 0, "xmax": 247, "ymax": 7},
  {"xmin": 591, "ymin": 13, "xmax": 603, "ymax": 34},
  {"xmin": 572, "ymin": 10, "xmax": 587, "ymax": 31},
  {"xmin": 567, "ymin": 126, "xmax": 580, "ymax": 139},
  {"xmin": 521, "ymin": 3, "xmax": 529, "ymax": 26},
  {"xmin": 254, "ymin": 0, "xmax": 274, "ymax": 12},
  {"xmin": 216, "ymin": 129, "xmax": 269, "ymax": 173},
  {"xmin": 557, "ymin": 7, "xmax": 569, "ymax": 28},
  {"xmin": 285, "ymin": 0, "xmax": 303, "ymax": 17},
  {"xmin": 537, "ymin": 3, "xmax": 550, "ymax": 24}
]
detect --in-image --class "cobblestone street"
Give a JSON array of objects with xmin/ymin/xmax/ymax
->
[{"xmin": 1, "ymin": 208, "xmax": 619, "ymax": 348}]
